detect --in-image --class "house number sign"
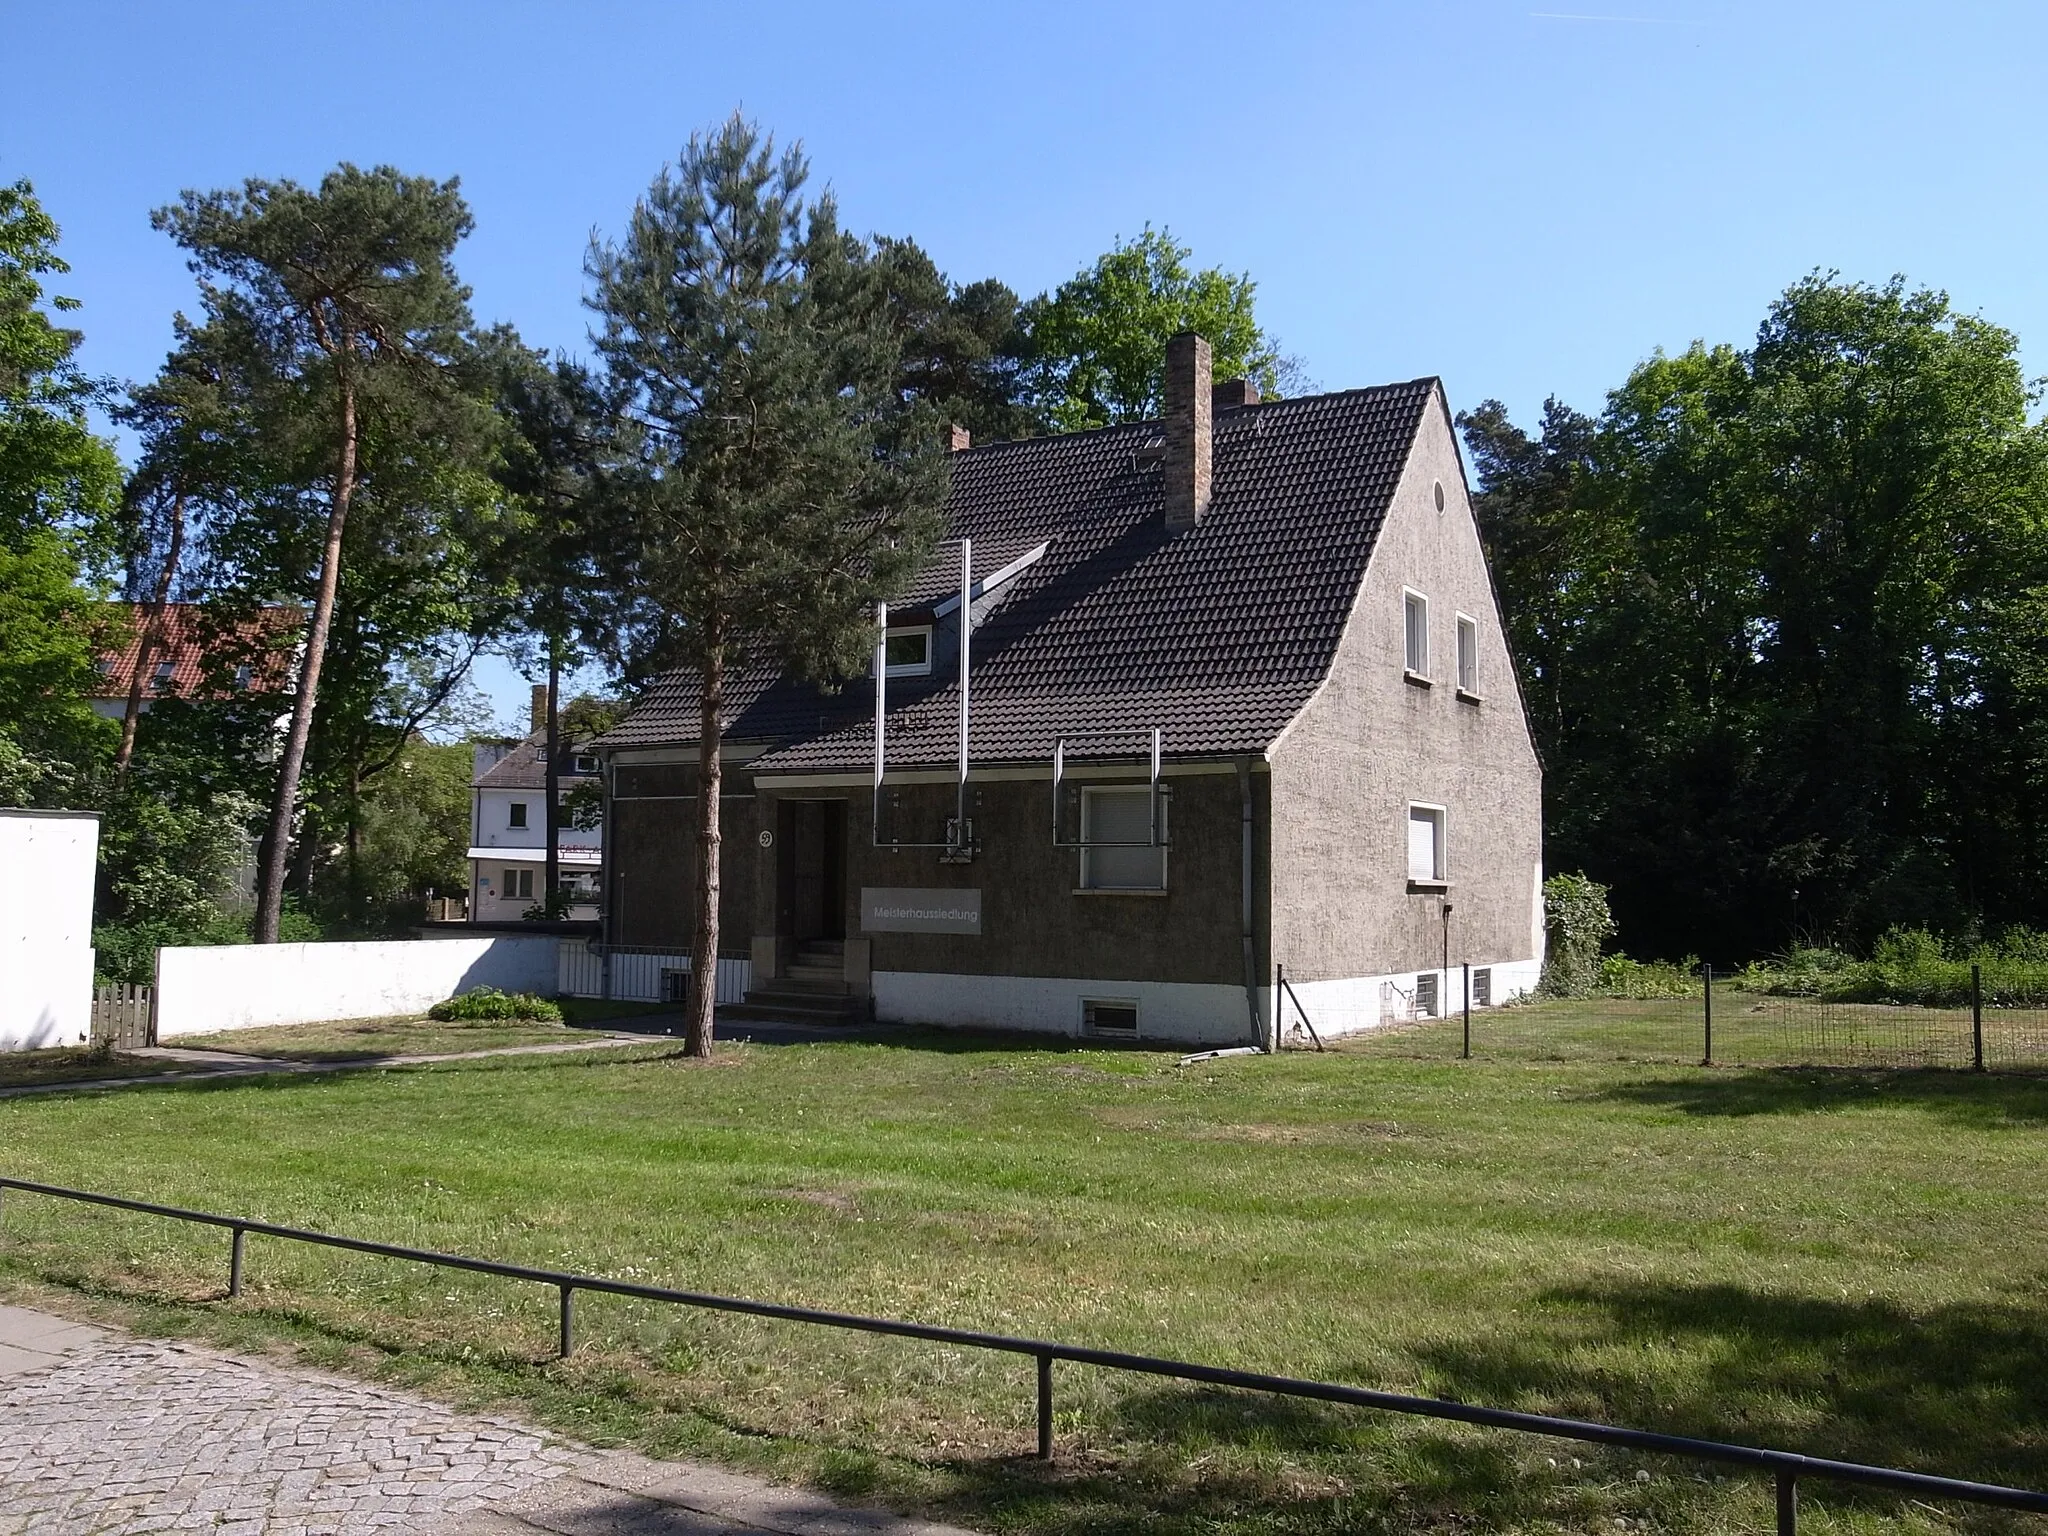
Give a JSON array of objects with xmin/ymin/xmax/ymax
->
[{"xmin": 758, "ymin": 829, "xmax": 773, "ymax": 847}]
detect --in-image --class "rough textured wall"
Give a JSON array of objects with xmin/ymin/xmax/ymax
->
[
  {"xmin": 747, "ymin": 770, "xmax": 1255, "ymax": 988},
  {"xmin": 604, "ymin": 758, "xmax": 760, "ymax": 953},
  {"xmin": 1267, "ymin": 390, "xmax": 1544, "ymax": 981}
]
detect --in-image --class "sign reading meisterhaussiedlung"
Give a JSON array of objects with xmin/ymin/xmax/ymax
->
[{"xmin": 861, "ymin": 887, "xmax": 982, "ymax": 935}]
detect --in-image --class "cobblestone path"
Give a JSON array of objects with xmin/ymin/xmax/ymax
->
[{"xmin": 0, "ymin": 1305, "xmax": 978, "ymax": 1536}]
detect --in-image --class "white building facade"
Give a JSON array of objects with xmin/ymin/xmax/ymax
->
[
  {"xmin": 467, "ymin": 735, "xmax": 603, "ymax": 923},
  {"xmin": 0, "ymin": 810, "xmax": 100, "ymax": 1051}
]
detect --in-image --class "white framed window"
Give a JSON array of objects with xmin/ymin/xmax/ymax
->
[
  {"xmin": 884, "ymin": 626, "xmax": 933, "ymax": 676},
  {"xmin": 572, "ymin": 753, "xmax": 598, "ymax": 774},
  {"xmin": 1456, "ymin": 613, "xmax": 1480, "ymax": 697},
  {"xmin": 1082, "ymin": 997, "xmax": 1140, "ymax": 1036},
  {"xmin": 508, "ymin": 801, "xmax": 529, "ymax": 829},
  {"xmin": 1080, "ymin": 785, "xmax": 1167, "ymax": 890},
  {"xmin": 503, "ymin": 867, "xmax": 534, "ymax": 900},
  {"xmin": 1407, "ymin": 803, "xmax": 1447, "ymax": 885},
  {"xmin": 1403, "ymin": 588, "xmax": 1430, "ymax": 678}
]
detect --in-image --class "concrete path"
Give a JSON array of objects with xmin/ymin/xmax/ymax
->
[
  {"xmin": 0, "ymin": 1303, "xmax": 980, "ymax": 1536},
  {"xmin": 0, "ymin": 1035, "xmax": 660, "ymax": 1101}
]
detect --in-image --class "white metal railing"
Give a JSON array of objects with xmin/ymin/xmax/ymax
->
[{"xmin": 556, "ymin": 942, "xmax": 751, "ymax": 1004}]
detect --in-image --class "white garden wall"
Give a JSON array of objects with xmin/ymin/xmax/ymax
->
[
  {"xmin": 0, "ymin": 810, "xmax": 99, "ymax": 1051},
  {"xmin": 155, "ymin": 935, "xmax": 559, "ymax": 1038}
]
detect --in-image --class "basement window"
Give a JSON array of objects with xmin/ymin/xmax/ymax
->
[
  {"xmin": 884, "ymin": 626, "xmax": 933, "ymax": 676},
  {"xmin": 1473, "ymin": 967, "xmax": 1493, "ymax": 1007},
  {"xmin": 1416, "ymin": 972, "xmax": 1440, "ymax": 1018},
  {"xmin": 1407, "ymin": 803, "xmax": 1447, "ymax": 887},
  {"xmin": 1082, "ymin": 998, "xmax": 1139, "ymax": 1037},
  {"xmin": 1080, "ymin": 786, "xmax": 1167, "ymax": 890},
  {"xmin": 1456, "ymin": 613, "xmax": 1480, "ymax": 698},
  {"xmin": 1403, "ymin": 589, "xmax": 1430, "ymax": 681}
]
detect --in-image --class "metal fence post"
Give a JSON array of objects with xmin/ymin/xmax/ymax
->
[
  {"xmin": 1777, "ymin": 1468, "xmax": 1798, "ymax": 1534},
  {"xmin": 1971, "ymin": 963, "xmax": 1985, "ymax": 1072},
  {"xmin": 1462, "ymin": 962, "xmax": 1471, "ymax": 1060},
  {"xmin": 559, "ymin": 1284, "xmax": 576, "ymax": 1358},
  {"xmin": 1036, "ymin": 1351, "xmax": 1054, "ymax": 1459},
  {"xmin": 228, "ymin": 1226, "xmax": 246, "ymax": 1297},
  {"xmin": 1702, "ymin": 962, "xmax": 1714, "ymax": 1066}
]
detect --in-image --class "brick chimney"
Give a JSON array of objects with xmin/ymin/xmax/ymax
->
[
  {"xmin": 530, "ymin": 683, "xmax": 548, "ymax": 733},
  {"xmin": 1213, "ymin": 377, "xmax": 1260, "ymax": 410},
  {"xmin": 1164, "ymin": 331, "xmax": 1212, "ymax": 532},
  {"xmin": 948, "ymin": 423, "xmax": 972, "ymax": 452}
]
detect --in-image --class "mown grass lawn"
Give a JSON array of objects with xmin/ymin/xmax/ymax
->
[{"xmin": 1, "ymin": 1009, "xmax": 2044, "ymax": 1534}]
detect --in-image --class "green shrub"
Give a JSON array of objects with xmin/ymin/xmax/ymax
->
[
  {"xmin": 1540, "ymin": 872, "xmax": 1615, "ymax": 998},
  {"xmin": 1596, "ymin": 953, "xmax": 1701, "ymax": 998},
  {"xmin": 1737, "ymin": 928, "xmax": 2048, "ymax": 1007},
  {"xmin": 426, "ymin": 987, "xmax": 563, "ymax": 1023}
]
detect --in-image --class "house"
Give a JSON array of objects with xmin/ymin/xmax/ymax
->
[
  {"xmin": 89, "ymin": 603, "xmax": 298, "ymax": 719},
  {"xmin": 590, "ymin": 333, "xmax": 1544, "ymax": 1044},
  {"xmin": 468, "ymin": 689, "xmax": 604, "ymax": 923}
]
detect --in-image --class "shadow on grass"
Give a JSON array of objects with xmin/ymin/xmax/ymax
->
[
  {"xmin": 1597, "ymin": 1067, "xmax": 2048, "ymax": 1125},
  {"xmin": 1405, "ymin": 1277, "xmax": 2048, "ymax": 1505}
]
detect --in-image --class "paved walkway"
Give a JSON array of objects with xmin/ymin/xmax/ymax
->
[
  {"xmin": 0, "ymin": 1303, "xmax": 979, "ymax": 1536},
  {"xmin": 0, "ymin": 1035, "xmax": 661, "ymax": 1101}
]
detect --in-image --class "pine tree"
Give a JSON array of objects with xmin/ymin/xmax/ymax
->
[{"xmin": 586, "ymin": 116, "xmax": 946, "ymax": 1056}]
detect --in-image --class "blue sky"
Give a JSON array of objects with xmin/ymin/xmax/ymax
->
[{"xmin": 8, "ymin": 0, "xmax": 2043, "ymax": 727}]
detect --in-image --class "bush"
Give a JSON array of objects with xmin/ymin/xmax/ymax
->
[
  {"xmin": 426, "ymin": 987, "xmax": 563, "ymax": 1023},
  {"xmin": 1540, "ymin": 872, "xmax": 1616, "ymax": 998},
  {"xmin": 1596, "ymin": 953, "xmax": 1701, "ymax": 999},
  {"xmin": 1734, "ymin": 928, "xmax": 2048, "ymax": 1008}
]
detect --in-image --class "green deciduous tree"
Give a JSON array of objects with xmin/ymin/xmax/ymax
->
[
  {"xmin": 0, "ymin": 179, "xmax": 122, "ymax": 791},
  {"xmin": 1024, "ymin": 226, "xmax": 1294, "ymax": 431},
  {"xmin": 586, "ymin": 115, "xmax": 948, "ymax": 1055},
  {"xmin": 152, "ymin": 164, "xmax": 497, "ymax": 942},
  {"xmin": 1465, "ymin": 274, "xmax": 2048, "ymax": 959}
]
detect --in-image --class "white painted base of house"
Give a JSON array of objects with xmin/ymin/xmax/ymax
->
[
  {"xmin": 1278, "ymin": 957, "xmax": 1542, "ymax": 1040},
  {"xmin": 872, "ymin": 971, "xmax": 1261, "ymax": 1046}
]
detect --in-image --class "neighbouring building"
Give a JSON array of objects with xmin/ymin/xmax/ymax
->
[
  {"xmin": 468, "ymin": 688, "xmax": 604, "ymax": 923},
  {"xmin": 590, "ymin": 333, "xmax": 1544, "ymax": 1044},
  {"xmin": 89, "ymin": 603, "xmax": 298, "ymax": 720}
]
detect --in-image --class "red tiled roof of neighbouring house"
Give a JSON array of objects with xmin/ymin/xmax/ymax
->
[{"xmin": 92, "ymin": 604, "xmax": 302, "ymax": 701}]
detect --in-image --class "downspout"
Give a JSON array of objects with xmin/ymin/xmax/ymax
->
[
  {"xmin": 599, "ymin": 753, "xmax": 614, "ymax": 1001},
  {"xmin": 1238, "ymin": 757, "xmax": 1263, "ymax": 1049}
]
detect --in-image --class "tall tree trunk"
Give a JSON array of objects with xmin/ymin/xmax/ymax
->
[
  {"xmin": 115, "ymin": 492, "xmax": 188, "ymax": 776},
  {"xmin": 254, "ymin": 376, "xmax": 357, "ymax": 944},
  {"xmin": 544, "ymin": 638, "xmax": 560, "ymax": 914},
  {"xmin": 686, "ymin": 635, "xmax": 723, "ymax": 1057}
]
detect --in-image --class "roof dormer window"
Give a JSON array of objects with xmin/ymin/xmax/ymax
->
[{"xmin": 884, "ymin": 626, "xmax": 932, "ymax": 677}]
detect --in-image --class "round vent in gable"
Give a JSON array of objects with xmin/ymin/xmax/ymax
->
[{"xmin": 1433, "ymin": 480, "xmax": 1447, "ymax": 513}]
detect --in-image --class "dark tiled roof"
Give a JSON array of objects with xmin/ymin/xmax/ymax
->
[
  {"xmin": 474, "ymin": 729, "xmax": 602, "ymax": 789},
  {"xmin": 93, "ymin": 603, "xmax": 300, "ymax": 700},
  {"xmin": 598, "ymin": 381, "xmax": 1439, "ymax": 767}
]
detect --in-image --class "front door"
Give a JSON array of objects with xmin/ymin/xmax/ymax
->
[{"xmin": 780, "ymin": 800, "xmax": 847, "ymax": 944}]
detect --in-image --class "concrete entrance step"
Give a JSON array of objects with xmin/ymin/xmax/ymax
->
[{"xmin": 731, "ymin": 989, "xmax": 867, "ymax": 1024}]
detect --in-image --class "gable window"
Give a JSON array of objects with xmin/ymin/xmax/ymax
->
[
  {"xmin": 1403, "ymin": 589, "xmax": 1430, "ymax": 680},
  {"xmin": 1080, "ymin": 785, "xmax": 1167, "ymax": 890},
  {"xmin": 1407, "ymin": 803, "xmax": 1447, "ymax": 886},
  {"xmin": 503, "ymin": 867, "xmax": 534, "ymax": 900},
  {"xmin": 572, "ymin": 753, "xmax": 598, "ymax": 774},
  {"xmin": 1456, "ymin": 613, "xmax": 1480, "ymax": 698},
  {"xmin": 884, "ymin": 626, "xmax": 933, "ymax": 676},
  {"xmin": 508, "ymin": 801, "xmax": 529, "ymax": 829}
]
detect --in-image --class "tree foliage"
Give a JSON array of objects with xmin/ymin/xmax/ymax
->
[
  {"xmin": 1466, "ymin": 274, "xmax": 2048, "ymax": 960},
  {"xmin": 151, "ymin": 165, "xmax": 506, "ymax": 938},
  {"xmin": 1024, "ymin": 226, "xmax": 1292, "ymax": 430},
  {"xmin": 586, "ymin": 115, "xmax": 949, "ymax": 1053}
]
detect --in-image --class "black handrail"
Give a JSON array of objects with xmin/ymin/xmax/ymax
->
[{"xmin": 3, "ymin": 1174, "xmax": 2043, "ymax": 1534}]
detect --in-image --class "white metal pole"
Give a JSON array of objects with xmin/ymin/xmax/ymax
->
[
  {"xmin": 957, "ymin": 539, "xmax": 971, "ymax": 839},
  {"xmin": 873, "ymin": 601, "xmax": 887, "ymax": 843}
]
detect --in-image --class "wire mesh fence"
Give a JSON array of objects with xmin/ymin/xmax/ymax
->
[{"xmin": 1316, "ymin": 967, "xmax": 2048, "ymax": 1071}]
